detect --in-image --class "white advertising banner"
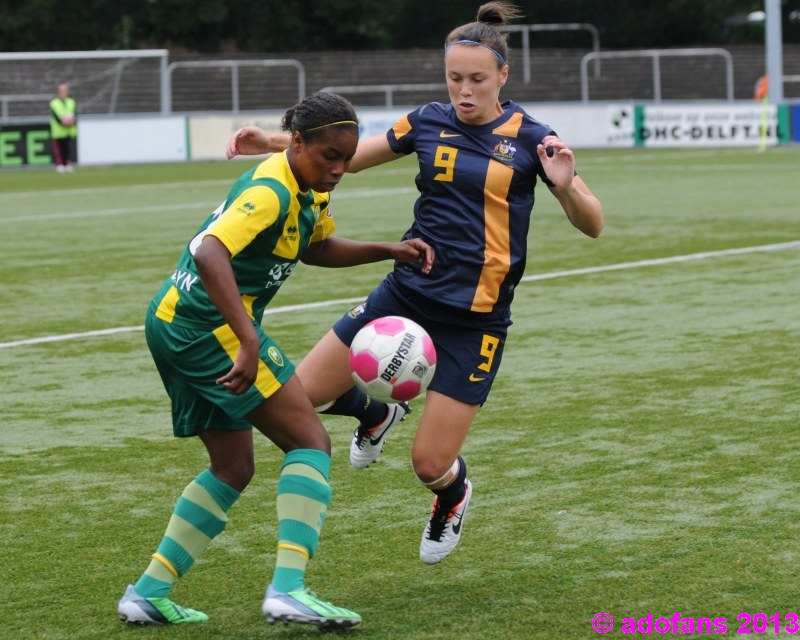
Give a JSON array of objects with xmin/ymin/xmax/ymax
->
[
  {"xmin": 188, "ymin": 115, "xmax": 284, "ymax": 160},
  {"xmin": 518, "ymin": 103, "xmax": 635, "ymax": 148},
  {"xmin": 640, "ymin": 104, "xmax": 778, "ymax": 147},
  {"xmin": 78, "ymin": 116, "xmax": 187, "ymax": 165},
  {"xmin": 68, "ymin": 101, "xmax": 788, "ymax": 167}
]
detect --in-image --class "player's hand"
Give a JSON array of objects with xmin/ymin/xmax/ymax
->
[
  {"xmin": 62, "ymin": 115, "xmax": 75, "ymax": 126},
  {"xmin": 216, "ymin": 343, "xmax": 259, "ymax": 394},
  {"xmin": 226, "ymin": 126, "xmax": 276, "ymax": 159},
  {"xmin": 537, "ymin": 135, "xmax": 576, "ymax": 189},
  {"xmin": 391, "ymin": 238, "xmax": 435, "ymax": 275}
]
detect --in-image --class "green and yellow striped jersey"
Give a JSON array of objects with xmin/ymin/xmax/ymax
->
[{"xmin": 150, "ymin": 151, "xmax": 335, "ymax": 330}]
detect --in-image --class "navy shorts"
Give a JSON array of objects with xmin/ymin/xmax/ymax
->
[{"xmin": 333, "ymin": 274, "xmax": 511, "ymax": 405}]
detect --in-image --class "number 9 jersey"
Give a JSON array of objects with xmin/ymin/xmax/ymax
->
[{"xmin": 387, "ymin": 101, "xmax": 556, "ymax": 314}]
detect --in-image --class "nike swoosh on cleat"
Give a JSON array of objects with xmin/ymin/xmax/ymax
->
[
  {"xmin": 439, "ymin": 131, "xmax": 462, "ymax": 138},
  {"xmin": 468, "ymin": 374, "xmax": 486, "ymax": 382},
  {"xmin": 451, "ymin": 512, "xmax": 464, "ymax": 534}
]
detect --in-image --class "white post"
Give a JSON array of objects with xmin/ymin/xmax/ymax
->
[{"xmin": 765, "ymin": 0, "xmax": 784, "ymax": 102}]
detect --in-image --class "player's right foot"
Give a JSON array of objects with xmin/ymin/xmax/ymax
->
[
  {"xmin": 262, "ymin": 585, "xmax": 362, "ymax": 629},
  {"xmin": 117, "ymin": 584, "xmax": 209, "ymax": 624},
  {"xmin": 350, "ymin": 402, "xmax": 410, "ymax": 468},
  {"xmin": 419, "ymin": 479, "xmax": 473, "ymax": 564}
]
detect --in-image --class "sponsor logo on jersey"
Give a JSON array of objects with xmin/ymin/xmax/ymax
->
[
  {"xmin": 491, "ymin": 139, "xmax": 516, "ymax": 163},
  {"xmin": 265, "ymin": 262, "xmax": 295, "ymax": 288},
  {"xmin": 439, "ymin": 130, "xmax": 462, "ymax": 138},
  {"xmin": 171, "ymin": 269, "xmax": 198, "ymax": 292},
  {"xmin": 267, "ymin": 346, "xmax": 284, "ymax": 367},
  {"xmin": 285, "ymin": 224, "xmax": 298, "ymax": 241},
  {"xmin": 347, "ymin": 303, "xmax": 367, "ymax": 319},
  {"xmin": 237, "ymin": 201, "xmax": 256, "ymax": 215}
]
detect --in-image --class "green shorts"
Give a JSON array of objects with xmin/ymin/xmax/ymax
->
[{"xmin": 145, "ymin": 311, "xmax": 295, "ymax": 437}]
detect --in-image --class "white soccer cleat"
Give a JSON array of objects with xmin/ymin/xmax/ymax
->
[
  {"xmin": 262, "ymin": 584, "xmax": 362, "ymax": 629},
  {"xmin": 349, "ymin": 402, "xmax": 410, "ymax": 468},
  {"xmin": 419, "ymin": 480, "xmax": 473, "ymax": 564}
]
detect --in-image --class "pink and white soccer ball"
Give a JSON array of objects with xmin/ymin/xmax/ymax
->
[{"xmin": 349, "ymin": 315, "xmax": 437, "ymax": 403}]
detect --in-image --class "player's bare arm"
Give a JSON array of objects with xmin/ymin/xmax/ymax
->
[
  {"xmin": 345, "ymin": 134, "xmax": 404, "ymax": 173},
  {"xmin": 193, "ymin": 236, "xmax": 260, "ymax": 394},
  {"xmin": 538, "ymin": 136, "xmax": 604, "ymax": 238},
  {"xmin": 227, "ymin": 128, "xmax": 403, "ymax": 173},
  {"xmin": 226, "ymin": 126, "xmax": 289, "ymax": 158},
  {"xmin": 301, "ymin": 236, "xmax": 434, "ymax": 274}
]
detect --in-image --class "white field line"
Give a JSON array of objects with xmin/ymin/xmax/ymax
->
[
  {"xmin": 0, "ymin": 186, "xmax": 417, "ymax": 224},
  {"xmin": 2, "ymin": 239, "xmax": 798, "ymax": 351},
  {"xmin": 0, "ymin": 166, "xmax": 416, "ymax": 201}
]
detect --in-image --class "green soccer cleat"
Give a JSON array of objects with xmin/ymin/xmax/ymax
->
[
  {"xmin": 117, "ymin": 584, "xmax": 209, "ymax": 625},
  {"xmin": 262, "ymin": 584, "xmax": 362, "ymax": 629}
]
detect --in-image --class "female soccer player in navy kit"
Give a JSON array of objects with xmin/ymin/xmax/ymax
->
[
  {"xmin": 117, "ymin": 92, "xmax": 432, "ymax": 629},
  {"xmin": 227, "ymin": 1, "xmax": 604, "ymax": 565}
]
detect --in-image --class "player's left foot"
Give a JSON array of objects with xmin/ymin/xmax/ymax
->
[
  {"xmin": 117, "ymin": 584, "xmax": 209, "ymax": 624},
  {"xmin": 350, "ymin": 401, "xmax": 410, "ymax": 468},
  {"xmin": 262, "ymin": 585, "xmax": 362, "ymax": 629},
  {"xmin": 419, "ymin": 479, "xmax": 473, "ymax": 564}
]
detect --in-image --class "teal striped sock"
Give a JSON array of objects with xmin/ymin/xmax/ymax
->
[
  {"xmin": 271, "ymin": 449, "xmax": 332, "ymax": 593},
  {"xmin": 135, "ymin": 469, "xmax": 240, "ymax": 598}
]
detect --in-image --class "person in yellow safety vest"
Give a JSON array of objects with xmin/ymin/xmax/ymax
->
[{"xmin": 49, "ymin": 83, "xmax": 77, "ymax": 172}]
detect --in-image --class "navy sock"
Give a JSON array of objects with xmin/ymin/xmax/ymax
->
[
  {"xmin": 433, "ymin": 456, "xmax": 468, "ymax": 508},
  {"xmin": 321, "ymin": 387, "xmax": 387, "ymax": 427}
]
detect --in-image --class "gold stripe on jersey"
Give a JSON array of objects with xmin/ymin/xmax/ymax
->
[
  {"xmin": 212, "ymin": 324, "xmax": 283, "ymax": 399},
  {"xmin": 491, "ymin": 111, "xmax": 524, "ymax": 138},
  {"xmin": 392, "ymin": 115, "xmax": 413, "ymax": 140},
  {"xmin": 472, "ymin": 160, "xmax": 514, "ymax": 312},
  {"xmin": 155, "ymin": 285, "xmax": 180, "ymax": 323}
]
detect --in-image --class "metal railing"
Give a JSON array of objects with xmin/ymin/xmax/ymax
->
[
  {"xmin": 504, "ymin": 23, "xmax": 601, "ymax": 83},
  {"xmin": 0, "ymin": 93, "xmax": 50, "ymax": 119},
  {"xmin": 580, "ymin": 48, "xmax": 734, "ymax": 102},
  {"xmin": 319, "ymin": 83, "xmax": 445, "ymax": 108},
  {"xmin": 164, "ymin": 59, "xmax": 305, "ymax": 113}
]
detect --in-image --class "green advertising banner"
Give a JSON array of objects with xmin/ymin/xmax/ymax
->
[{"xmin": 0, "ymin": 122, "xmax": 54, "ymax": 167}]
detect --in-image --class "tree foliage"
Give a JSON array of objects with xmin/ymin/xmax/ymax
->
[{"xmin": 0, "ymin": 0, "xmax": 797, "ymax": 52}]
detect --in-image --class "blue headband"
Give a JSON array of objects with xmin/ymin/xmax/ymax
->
[{"xmin": 445, "ymin": 39, "xmax": 506, "ymax": 65}]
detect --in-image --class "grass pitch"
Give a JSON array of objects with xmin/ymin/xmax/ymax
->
[{"xmin": 1, "ymin": 146, "xmax": 799, "ymax": 639}]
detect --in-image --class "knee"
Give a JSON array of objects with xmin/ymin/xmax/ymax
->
[
  {"xmin": 211, "ymin": 458, "xmax": 255, "ymax": 493},
  {"xmin": 309, "ymin": 428, "xmax": 331, "ymax": 454},
  {"xmin": 293, "ymin": 418, "xmax": 331, "ymax": 455},
  {"xmin": 412, "ymin": 452, "xmax": 453, "ymax": 487}
]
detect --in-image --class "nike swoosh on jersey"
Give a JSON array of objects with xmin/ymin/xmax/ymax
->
[
  {"xmin": 439, "ymin": 131, "xmax": 462, "ymax": 138},
  {"xmin": 468, "ymin": 374, "xmax": 487, "ymax": 382}
]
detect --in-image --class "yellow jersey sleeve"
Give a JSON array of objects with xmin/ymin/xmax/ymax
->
[{"xmin": 208, "ymin": 186, "xmax": 280, "ymax": 257}]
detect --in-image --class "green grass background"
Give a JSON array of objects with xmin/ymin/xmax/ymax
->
[{"xmin": 1, "ymin": 146, "xmax": 799, "ymax": 639}]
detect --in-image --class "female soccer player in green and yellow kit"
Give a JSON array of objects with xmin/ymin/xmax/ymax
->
[{"xmin": 117, "ymin": 92, "xmax": 433, "ymax": 630}]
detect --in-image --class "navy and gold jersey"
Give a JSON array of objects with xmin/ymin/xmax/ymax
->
[
  {"xmin": 150, "ymin": 152, "xmax": 335, "ymax": 330},
  {"xmin": 387, "ymin": 101, "xmax": 555, "ymax": 313}
]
